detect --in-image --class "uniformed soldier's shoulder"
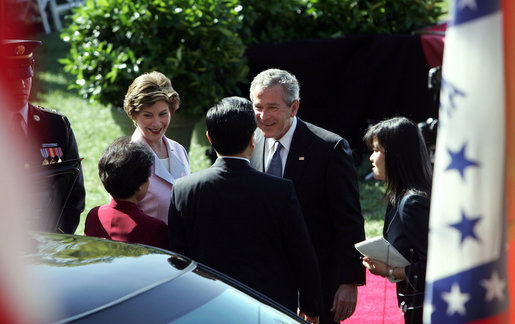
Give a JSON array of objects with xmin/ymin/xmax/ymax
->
[
  {"xmin": 34, "ymin": 105, "xmax": 70, "ymax": 124},
  {"xmin": 35, "ymin": 105, "xmax": 64, "ymax": 116}
]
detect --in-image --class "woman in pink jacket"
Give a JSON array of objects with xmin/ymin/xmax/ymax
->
[{"xmin": 123, "ymin": 71, "xmax": 190, "ymax": 224}]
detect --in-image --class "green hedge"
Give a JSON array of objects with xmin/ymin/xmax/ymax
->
[
  {"xmin": 60, "ymin": 0, "xmax": 247, "ymax": 115},
  {"xmin": 61, "ymin": 0, "xmax": 444, "ymax": 115},
  {"xmin": 240, "ymin": 0, "xmax": 444, "ymax": 44}
]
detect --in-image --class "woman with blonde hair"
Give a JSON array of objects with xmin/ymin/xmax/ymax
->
[{"xmin": 124, "ymin": 71, "xmax": 190, "ymax": 224}]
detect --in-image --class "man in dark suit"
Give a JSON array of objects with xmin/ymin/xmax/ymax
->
[
  {"xmin": 249, "ymin": 68, "xmax": 366, "ymax": 323},
  {"xmin": 0, "ymin": 39, "xmax": 85, "ymax": 233},
  {"xmin": 168, "ymin": 96, "xmax": 322, "ymax": 322}
]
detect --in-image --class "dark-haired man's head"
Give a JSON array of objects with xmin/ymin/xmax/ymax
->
[
  {"xmin": 206, "ymin": 96, "xmax": 257, "ymax": 156},
  {"xmin": 98, "ymin": 136, "xmax": 154, "ymax": 200}
]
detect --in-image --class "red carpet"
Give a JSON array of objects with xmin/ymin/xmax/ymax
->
[{"xmin": 343, "ymin": 271, "xmax": 404, "ymax": 323}]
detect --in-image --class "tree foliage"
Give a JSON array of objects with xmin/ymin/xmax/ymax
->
[
  {"xmin": 60, "ymin": 0, "xmax": 247, "ymax": 115},
  {"xmin": 240, "ymin": 0, "xmax": 444, "ymax": 44},
  {"xmin": 61, "ymin": 0, "xmax": 444, "ymax": 115}
]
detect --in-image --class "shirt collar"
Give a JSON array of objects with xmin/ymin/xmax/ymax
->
[
  {"xmin": 11, "ymin": 104, "xmax": 28, "ymax": 124},
  {"xmin": 219, "ymin": 156, "xmax": 250, "ymax": 163},
  {"xmin": 266, "ymin": 116, "xmax": 297, "ymax": 154}
]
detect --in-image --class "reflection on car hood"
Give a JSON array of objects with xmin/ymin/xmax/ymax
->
[
  {"xmin": 24, "ymin": 232, "xmax": 194, "ymax": 322},
  {"xmin": 23, "ymin": 233, "xmax": 306, "ymax": 324}
]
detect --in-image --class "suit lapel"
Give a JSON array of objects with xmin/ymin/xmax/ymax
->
[
  {"xmin": 165, "ymin": 139, "xmax": 187, "ymax": 182},
  {"xmin": 27, "ymin": 104, "xmax": 43, "ymax": 140},
  {"xmin": 26, "ymin": 105, "xmax": 44, "ymax": 165},
  {"xmin": 153, "ymin": 153, "xmax": 175, "ymax": 184},
  {"xmin": 284, "ymin": 118, "xmax": 313, "ymax": 180},
  {"xmin": 131, "ymin": 131, "xmax": 175, "ymax": 185}
]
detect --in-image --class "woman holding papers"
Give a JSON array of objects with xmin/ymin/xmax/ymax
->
[{"xmin": 361, "ymin": 117, "xmax": 432, "ymax": 324}]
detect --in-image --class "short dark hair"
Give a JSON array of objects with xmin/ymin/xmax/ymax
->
[
  {"xmin": 206, "ymin": 96, "xmax": 257, "ymax": 156},
  {"xmin": 98, "ymin": 136, "xmax": 154, "ymax": 199},
  {"xmin": 363, "ymin": 116, "xmax": 432, "ymax": 204}
]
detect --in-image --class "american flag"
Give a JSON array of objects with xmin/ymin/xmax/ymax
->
[{"xmin": 423, "ymin": 0, "xmax": 511, "ymax": 323}]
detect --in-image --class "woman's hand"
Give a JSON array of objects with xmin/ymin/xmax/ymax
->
[{"xmin": 362, "ymin": 256, "xmax": 389, "ymax": 277}]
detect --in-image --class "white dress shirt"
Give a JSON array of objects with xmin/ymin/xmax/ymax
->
[
  {"xmin": 10, "ymin": 104, "xmax": 28, "ymax": 135},
  {"xmin": 264, "ymin": 117, "xmax": 297, "ymax": 177}
]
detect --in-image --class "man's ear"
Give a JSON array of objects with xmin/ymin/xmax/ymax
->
[
  {"xmin": 246, "ymin": 132, "xmax": 256, "ymax": 157},
  {"xmin": 135, "ymin": 179, "xmax": 150, "ymax": 200},
  {"xmin": 136, "ymin": 182, "xmax": 145, "ymax": 194},
  {"xmin": 290, "ymin": 100, "xmax": 299, "ymax": 117},
  {"xmin": 206, "ymin": 131, "xmax": 213, "ymax": 144},
  {"xmin": 249, "ymin": 132, "xmax": 255, "ymax": 148}
]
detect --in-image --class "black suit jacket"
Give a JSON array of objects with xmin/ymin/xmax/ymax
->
[
  {"xmin": 384, "ymin": 194, "xmax": 430, "ymax": 309},
  {"xmin": 26, "ymin": 103, "xmax": 85, "ymax": 234},
  {"xmin": 168, "ymin": 157, "xmax": 322, "ymax": 315},
  {"xmin": 250, "ymin": 118, "xmax": 365, "ymax": 308}
]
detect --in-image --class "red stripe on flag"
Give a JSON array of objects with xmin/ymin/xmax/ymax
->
[
  {"xmin": 504, "ymin": 0, "xmax": 515, "ymax": 321},
  {"xmin": 468, "ymin": 310, "xmax": 510, "ymax": 324}
]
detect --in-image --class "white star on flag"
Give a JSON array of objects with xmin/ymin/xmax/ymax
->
[
  {"xmin": 441, "ymin": 283, "xmax": 471, "ymax": 316},
  {"xmin": 480, "ymin": 271, "xmax": 506, "ymax": 302},
  {"xmin": 458, "ymin": 0, "xmax": 477, "ymax": 10}
]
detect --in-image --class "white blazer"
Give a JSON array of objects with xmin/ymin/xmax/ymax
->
[{"xmin": 131, "ymin": 130, "xmax": 190, "ymax": 224}]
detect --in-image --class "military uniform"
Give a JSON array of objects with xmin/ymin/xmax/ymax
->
[
  {"xmin": 1, "ymin": 39, "xmax": 85, "ymax": 234},
  {"xmin": 26, "ymin": 103, "xmax": 85, "ymax": 233}
]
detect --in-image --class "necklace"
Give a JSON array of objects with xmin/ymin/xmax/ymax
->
[{"xmin": 148, "ymin": 140, "xmax": 168, "ymax": 159}]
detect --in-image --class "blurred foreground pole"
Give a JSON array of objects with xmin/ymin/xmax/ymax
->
[
  {"xmin": 0, "ymin": 6, "xmax": 56, "ymax": 322},
  {"xmin": 504, "ymin": 0, "xmax": 515, "ymax": 321},
  {"xmin": 0, "ymin": 91, "xmax": 55, "ymax": 323}
]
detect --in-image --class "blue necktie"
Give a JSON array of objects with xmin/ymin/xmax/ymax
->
[{"xmin": 266, "ymin": 141, "xmax": 283, "ymax": 177}]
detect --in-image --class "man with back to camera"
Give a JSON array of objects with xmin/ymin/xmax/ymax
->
[
  {"xmin": 0, "ymin": 39, "xmax": 85, "ymax": 234},
  {"xmin": 168, "ymin": 96, "xmax": 322, "ymax": 323},
  {"xmin": 249, "ymin": 68, "xmax": 366, "ymax": 323}
]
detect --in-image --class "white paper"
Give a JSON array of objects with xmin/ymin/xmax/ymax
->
[{"xmin": 354, "ymin": 236, "xmax": 410, "ymax": 268}]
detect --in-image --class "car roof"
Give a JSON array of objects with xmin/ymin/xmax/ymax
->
[
  {"xmin": 24, "ymin": 232, "xmax": 306, "ymax": 324},
  {"xmin": 25, "ymin": 232, "xmax": 195, "ymax": 322}
]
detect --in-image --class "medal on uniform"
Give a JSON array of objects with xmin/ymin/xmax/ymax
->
[
  {"xmin": 40, "ymin": 148, "xmax": 49, "ymax": 165},
  {"xmin": 41, "ymin": 143, "xmax": 62, "ymax": 164},
  {"xmin": 56, "ymin": 147, "xmax": 63, "ymax": 163},
  {"xmin": 49, "ymin": 147, "xmax": 56, "ymax": 164}
]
